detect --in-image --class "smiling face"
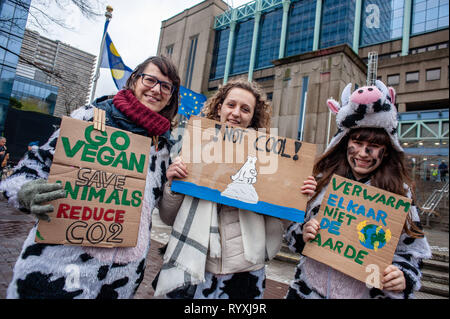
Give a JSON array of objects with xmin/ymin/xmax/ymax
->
[
  {"xmin": 346, "ymin": 139, "xmax": 387, "ymax": 180},
  {"xmin": 132, "ymin": 63, "xmax": 172, "ymax": 113},
  {"xmin": 218, "ymin": 88, "xmax": 256, "ymax": 128}
]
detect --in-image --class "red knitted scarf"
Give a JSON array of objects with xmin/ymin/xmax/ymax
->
[{"xmin": 112, "ymin": 89, "xmax": 170, "ymax": 136}]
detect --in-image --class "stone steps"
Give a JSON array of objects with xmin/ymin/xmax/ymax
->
[{"xmin": 275, "ymin": 244, "xmax": 449, "ymax": 298}]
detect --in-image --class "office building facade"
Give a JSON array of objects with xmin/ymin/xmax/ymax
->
[{"xmin": 16, "ymin": 29, "xmax": 96, "ymax": 117}]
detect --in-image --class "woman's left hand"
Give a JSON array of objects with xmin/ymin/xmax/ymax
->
[
  {"xmin": 301, "ymin": 176, "xmax": 317, "ymax": 197},
  {"xmin": 382, "ymin": 265, "xmax": 406, "ymax": 291}
]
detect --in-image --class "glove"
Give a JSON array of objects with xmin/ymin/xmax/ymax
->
[{"xmin": 17, "ymin": 179, "xmax": 66, "ymax": 222}]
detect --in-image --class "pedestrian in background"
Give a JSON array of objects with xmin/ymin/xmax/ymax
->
[
  {"xmin": 0, "ymin": 56, "xmax": 180, "ymax": 299},
  {"xmin": 284, "ymin": 80, "xmax": 431, "ymax": 299}
]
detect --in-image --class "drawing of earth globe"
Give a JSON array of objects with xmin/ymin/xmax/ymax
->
[{"xmin": 357, "ymin": 224, "xmax": 389, "ymax": 251}]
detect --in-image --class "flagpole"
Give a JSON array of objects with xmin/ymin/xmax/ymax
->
[{"xmin": 90, "ymin": 5, "xmax": 113, "ymax": 103}]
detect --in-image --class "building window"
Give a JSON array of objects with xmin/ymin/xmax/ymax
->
[
  {"xmin": 286, "ymin": 0, "xmax": 316, "ymax": 56},
  {"xmin": 387, "ymin": 74, "xmax": 400, "ymax": 85},
  {"xmin": 231, "ymin": 19, "xmax": 253, "ymax": 75},
  {"xmin": 166, "ymin": 44, "xmax": 174, "ymax": 57},
  {"xmin": 210, "ymin": 28, "xmax": 230, "ymax": 80},
  {"xmin": 185, "ymin": 35, "xmax": 198, "ymax": 89},
  {"xmin": 426, "ymin": 68, "xmax": 441, "ymax": 81},
  {"xmin": 256, "ymin": 7, "xmax": 283, "ymax": 69},
  {"xmin": 406, "ymin": 71, "xmax": 419, "ymax": 83},
  {"xmin": 412, "ymin": 0, "xmax": 449, "ymax": 35}
]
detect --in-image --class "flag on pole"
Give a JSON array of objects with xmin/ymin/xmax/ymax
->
[
  {"xmin": 100, "ymin": 21, "xmax": 133, "ymax": 91},
  {"xmin": 178, "ymin": 86, "xmax": 207, "ymax": 119}
]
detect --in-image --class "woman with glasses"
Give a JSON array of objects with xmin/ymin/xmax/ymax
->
[{"xmin": 1, "ymin": 56, "xmax": 180, "ymax": 299}]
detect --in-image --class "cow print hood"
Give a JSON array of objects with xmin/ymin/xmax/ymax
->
[{"xmin": 326, "ymin": 80, "xmax": 403, "ymax": 153}]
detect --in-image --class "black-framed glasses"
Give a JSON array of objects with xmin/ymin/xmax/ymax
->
[{"xmin": 139, "ymin": 73, "xmax": 175, "ymax": 95}]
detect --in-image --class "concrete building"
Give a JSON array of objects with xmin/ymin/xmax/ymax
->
[
  {"xmin": 16, "ymin": 29, "xmax": 96, "ymax": 117},
  {"xmin": 157, "ymin": 0, "xmax": 448, "ymax": 148},
  {"xmin": 157, "ymin": 0, "xmax": 449, "ymax": 191}
]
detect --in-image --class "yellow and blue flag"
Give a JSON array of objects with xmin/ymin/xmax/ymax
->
[
  {"xmin": 100, "ymin": 21, "xmax": 132, "ymax": 90},
  {"xmin": 178, "ymin": 86, "xmax": 206, "ymax": 119}
]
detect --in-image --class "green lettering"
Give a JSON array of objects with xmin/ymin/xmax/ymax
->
[
  {"xmin": 333, "ymin": 241, "xmax": 344, "ymax": 254},
  {"xmin": 386, "ymin": 196, "xmax": 396, "ymax": 208},
  {"xmin": 355, "ymin": 250, "xmax": 369, "ymax": 265},
  {"xmin": 344, "ymin": 245, "xmax": 356, "ymax": 259},
  {"xmin": 343, "ymin": 182, "xmax": 352, "ymax": 195},
  {"xmin": 121, "ymin": 189, "xmax": 131, "ymax": 206},
  {"xmin": 64, "ymin": 181, "xmax": 77, "ymax": 199},
  {"xmin": 352, "ymin": 185, "xmax": 363, "ymax": 197},
  {"xmin": 110, "ymin": 131, "xmax": 130, "ymax": 151},
  {"xmin": 375, "ymin": 194, "xmax": 386, "ymax": 205},
  {"xmin": 80, "ymin": 186, "xmax": 89, "ymax": 200},
  {"xmin": 81, "ymin": 144, "xmax": 98, "ymax": 162},
  {"xmin": 62, "ymin": 137, "xmax": 85, "ymax": 158},
  {"xmin": 324, "ymin": 206, "xmax": 334, "ymax": 218},
  {"xmin": 322, "ymin": 237, "xmax": 334, "ymax": 250},
  {"xmin": 363, "ymin": 189, "xmax": 380, "ymax": 201},
  {"xmin": 129, "ymin": 153, "xmax": 146, "ymax": 173},
  {"xmin": 310, "ymin": 233, "xmax": 322, "ymax": 246},
  {"xmin": 332, "ymin": 177, "xmax": 346, "ymax": 192},
  {"xmin": 395, "ymin": 199, "xmax": 411, "ymax": 213},
  {"xmin": 131, "ymin": 190, "xmax": 142, "ymax": 207},
  {"xmin": 346, "ymin": 214, "xmax": 356, "ymax": 226},
  {"xmin": 106, "ymin": 189, "xmax": 120, "ymax": 205},
  {"xmin": 112, "ymin": 152, "xmax": 129, "ymax": 170},
  {"xmin": 88, "ymin": 187, "xmax": 106, "ymax": 202}
]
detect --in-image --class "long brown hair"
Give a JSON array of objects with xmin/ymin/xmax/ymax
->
[
  {"xmin": 202, "ymin": 79, "xmax": 272, "ymax": 130},
  {"xmin": 312, "ymin": 127, "xmax": 423, "ymax": 238},
  {"xmin": 124, "ymin": 56, "xmax": 180, "ymax": 128}
]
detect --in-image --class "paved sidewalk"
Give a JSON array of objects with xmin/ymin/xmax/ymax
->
[
  {"xmin": 0, "ymin": 200, "xmax": 289, "ymax": 299},
  {"xmin": 1, "ymin": 199, "xmax": 447, "ymax": 299}
]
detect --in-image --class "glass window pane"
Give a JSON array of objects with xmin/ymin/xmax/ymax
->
[
  {"xmin": 387, "ymin": 74, "xmax": 400, "ymax": 85},
  {"xmin": 406, "ymin": 71, "xmax": 419, "ymax": 82}
]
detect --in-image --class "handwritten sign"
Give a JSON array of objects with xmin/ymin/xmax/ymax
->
[
  {"xmin": 171, "ymin": 116, "xmax": 317, "ymax": 222},
  {"xmin": 36, "ymin": 116, "xmax": 151, "ymax": 248},
  {"xmin": 302, "ymin": 174, "xmax": 411, "ymax": 288}
]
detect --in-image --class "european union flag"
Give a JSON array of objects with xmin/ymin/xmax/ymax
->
[
  {"xmin": 100, "ymin": 21, "xmax": 132, "ymax": 91},
  {"xmin": 178, "ymin": 86, "xmax": 207, "ymax": 119}
]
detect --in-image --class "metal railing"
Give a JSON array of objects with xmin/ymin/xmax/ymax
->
[{"xmin": 420, "ymin": 181, "xmax": 449, "ymax": 227}]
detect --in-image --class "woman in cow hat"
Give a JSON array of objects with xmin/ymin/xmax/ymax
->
[{"xmin": 284, "ymin": 80, "xmax": 431, "ymax": 299}]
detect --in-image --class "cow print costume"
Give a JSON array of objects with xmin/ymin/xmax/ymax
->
[
  {"xmin": 284, "ymin": 81, "xmax": 431, "ymax": 299},
  {"xmin": 1, "ymin": 97, "xmax": 172, "ymax": 299}
]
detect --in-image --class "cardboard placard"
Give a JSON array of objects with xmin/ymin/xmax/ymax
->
[
  {"xmin": 302, "ymin": 174, "xmax": 411, "ymax": 289},
  {"xmin": 36, "ymin": 116, "xmax": 151, "ymax": 248},
  {"xmin": 171, "ymin": 116, "xmax": 317, "ymax": 222}
]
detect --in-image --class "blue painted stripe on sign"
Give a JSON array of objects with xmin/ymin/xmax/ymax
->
[{"xmin": 171, "ymin": 180, "xmax": 305, "ymax": 223}]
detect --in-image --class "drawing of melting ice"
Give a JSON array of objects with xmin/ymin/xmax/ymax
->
[{"xmin": 221, "ymin": 156, "xmax": 259, "ymax": 204}]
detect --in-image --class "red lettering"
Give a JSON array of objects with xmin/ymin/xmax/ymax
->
[
  {"xmin": 115, "ymin": 210, "xmax": 125, "ymax": 224},
  {"xmin": 82, "ymin": 206, "xmax": 92, "ymax": 221},
  {"xmin": 57, "ymin": 203, "xmax": 70, "ymax": 218},
  {"xmin": 70, "ymin": 206, "xmax": 82, "ymax": 219},
  {"xmin": 104, "ymin": 209, "xmax": 114, "ymax": 222}
]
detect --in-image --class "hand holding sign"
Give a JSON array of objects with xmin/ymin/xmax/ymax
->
[{"xmin": 302, "ymin": 174, "xmax": 411, "ymax": 289}]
